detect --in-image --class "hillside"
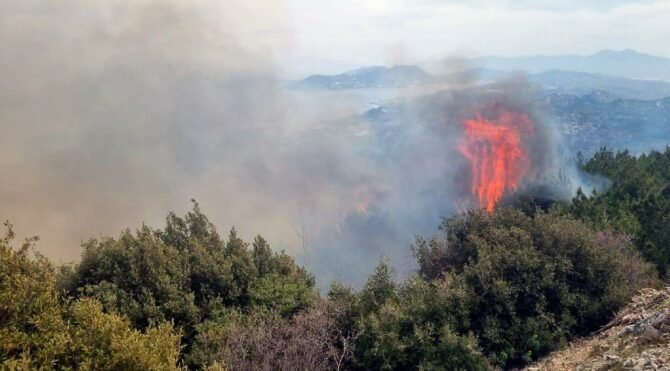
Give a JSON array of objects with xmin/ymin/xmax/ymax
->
[
  {"xmin": 527, "ymin": 287, "xmax": 670, "ymax": 371},
  {"xmin": 362, "ymin": 90, "xmax": 670, "ymax": 156},
  {"xmin": 544, "ymin": 91, "xmax": 670, "ymax": 154},
  {"xmin": 532, "ymin": 70, "xmax": 670, "ymax": 100}
]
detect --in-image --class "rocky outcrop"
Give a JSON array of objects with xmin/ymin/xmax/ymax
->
[{"xmin": 527, "ymin": 287, "xmax": 670, "ymax": 371}]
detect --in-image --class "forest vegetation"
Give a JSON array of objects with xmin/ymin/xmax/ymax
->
[{"xmin": 2, "ymin": 147, "xmax": 670, "ymax": 370}]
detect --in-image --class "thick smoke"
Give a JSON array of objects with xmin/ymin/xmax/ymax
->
[
  {"xmin": 0, "ymin": 0, "xmax": 304, "ymax": 259},
  {"xmin": 0, "ymin": 1, "xmax": 584, "ymax": 288}
]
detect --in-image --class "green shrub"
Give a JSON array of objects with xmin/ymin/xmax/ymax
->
[
  {"xmin": 411, "ymin": 208, "xmax": 651, "ymax": 367},
  {"xmin": 59, "ymin": 201, "xmax": 316, "ymax": 369},
  {"xmin": 347, "ymin": 264, "xmax": 490, "ymax": 370},
  {"xmin": 0, "ymin": 222, "xmax": 181, "ymax": 370}
]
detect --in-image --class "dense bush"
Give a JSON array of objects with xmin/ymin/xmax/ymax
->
[
  {"xmin": 571, "ymin": 147, "xmax": 670, "ymax": 275},
  {"xmin": 419, "ymin": 208, "xmax": 650, "ymax": 366},
  {"xmin": 341, "ymin": 208, "xmax": 651, "ymax": 369},
  {"xmin": 0, "ymin": 223, "xmax": 181, "ymax": 370},
  {"xmin": 335, "ymin": 263, "xmax": 491, "ymax": 370},
  {"xmin": 58, "ymin": 201, "xmax": 317, "ymax": 368}
]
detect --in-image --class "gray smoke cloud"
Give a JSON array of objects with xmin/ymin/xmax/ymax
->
[
  {"xmin": 0, "ymin": 0, "xmax": 586, "ymax": 288},
  {"xmin": 0, "ymin": 0, "xmax": 304, "ymax": 258}
]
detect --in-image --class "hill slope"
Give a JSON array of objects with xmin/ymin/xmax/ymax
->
[
  {"xmin": 545, "ymin": 92, "xmax": 670, "ymax": 154},
  {"xmin": 362, "ymin": 90, "xmax": 670, "ymax": 156},
  {"xmin": 532, "ymin": 70, "xmax": 670, "ymax": 100},
  {"xmin": 527, "ymin": 287, "xmax": 670, "ymax": 370}
]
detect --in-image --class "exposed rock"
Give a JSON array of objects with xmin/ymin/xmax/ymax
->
[
  {"xmin": 643, "ymin": 326, "xmax": 662, "ymax": 341},
  {"xmin": 604, "ymin": 353, "xmax": 620, "ymax": 365},
  {"xmin": 525, "ymin": 287, "xmax": 670, "ymax": 371}
]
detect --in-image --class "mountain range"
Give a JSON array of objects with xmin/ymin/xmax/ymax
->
[
  {"xmin": 292, "ymin": 50, "xmax": 670, "ymax": 100},
  {"xmin": 290, "ymin": 65, "xmax": 431, "ymax": 90},
  {"xmin": 477, "ymin": 49, "xmax": 670, "ymax": 81}
]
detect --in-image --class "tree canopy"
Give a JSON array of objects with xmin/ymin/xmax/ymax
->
[
  {"xmin": 571, "ymin": 147, "xmax": 670, "ymax": 275},
  {"xmin": 58, "ymin": 201, "xmax": 316, "ymax": 369},
  {"xmin": 0, "ymin": 222, "xmax": 182, "ymax": 370}
]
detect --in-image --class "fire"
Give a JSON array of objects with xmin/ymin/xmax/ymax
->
[
  {"xmin": 354, "ymin": 197, "xmax": 372, "ymax": 214},
  {"xmin": 458, "ymin": 104, "xmax": 533, "ymax": 212}
]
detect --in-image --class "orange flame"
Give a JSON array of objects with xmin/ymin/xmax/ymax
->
[
  {"xmin": 458, "ymin": 105, "xmax": 533, "ymax": 212},
  {"xmin": 354, "ymin": 198, "xmax": 371, "ymax": 214}
]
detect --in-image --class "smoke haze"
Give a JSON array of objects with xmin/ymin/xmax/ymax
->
[
  {"xmin": 1, "ymin": 0, "xmax": 299, "ymax": 258},
  {"xmin": 1, "ymin": 0, "xmax": 585, "ymax": 287}
]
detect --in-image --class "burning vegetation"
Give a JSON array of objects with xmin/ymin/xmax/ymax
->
[{"xmin": 458, "ymin": 103, "xmax": 534, "ymax": 212}]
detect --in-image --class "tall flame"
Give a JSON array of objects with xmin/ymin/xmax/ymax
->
[{"xmin": 458, "ymin": 105, "xmax": 533, "ymax": 212}]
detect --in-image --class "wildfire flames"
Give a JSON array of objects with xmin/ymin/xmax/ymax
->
[{"xmin": 458, "ymin": 104, "xmax": 534, "ymax": 212}]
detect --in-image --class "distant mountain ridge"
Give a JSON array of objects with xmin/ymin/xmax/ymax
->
[
  {"xmin": 477, "ymin": 49, "xmax": 670, "ymax": 81},
  {"xmin": 292, "ymin": 50, "xmax": 670, "ymax": 94},
  {"xmin": 293, "ymin": 66, "xmax": 670, "ymax": 100},
  {"xmin": 291, "ymin": 65, "xmax": 431, "ymax": 89}
]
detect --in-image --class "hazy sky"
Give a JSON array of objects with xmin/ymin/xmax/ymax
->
[{"xmin": 279, "ymin": 0, "xmax": 670, "ymax": 76}]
